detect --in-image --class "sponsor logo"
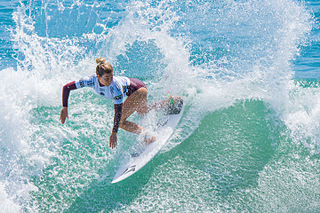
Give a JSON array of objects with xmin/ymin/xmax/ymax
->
[
  {"xmin": 79, "ymin": 80, "xmax": 85, "ymax": 88},
  {"xmin": 122, "ymin": 165, "xmax": 136, "ymax": 175},
  {"xmin": 122, "ymin": 85, "xmax": 128, "ymax": 93},
  {"xmin": 115, "ymin": 95, "xmax": 122, "ymax": 100},
  {"xmin": 87, "ymin": 80, "xmax": 94, "ymax": 87}
]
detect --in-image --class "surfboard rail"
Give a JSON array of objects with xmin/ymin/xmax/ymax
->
[{"xmin": 112, "ymin": 102, "xmax": 184, "ymax": 183}]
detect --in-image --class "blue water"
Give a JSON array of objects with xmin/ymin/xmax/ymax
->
[
  {"xmin": 294, "ymin": 0, "xmax": 320, "ymax": 78},
  {"xmin": 0, "ymin": 0, "xmax": 320, "ymax": 212}
]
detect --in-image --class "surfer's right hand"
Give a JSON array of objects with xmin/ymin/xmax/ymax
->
[
  {"xmin": 109, "ymin": 132, "xmax": 117, "ymax": 149},
  {"xmin": 60, "ymin": 107, "xmax": 69, "ymax": 124}
]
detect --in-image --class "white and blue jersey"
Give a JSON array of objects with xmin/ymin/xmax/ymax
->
[
  {"xmin": 62, "ymin": 75, "xmax": 146, "ymax": 133},
  {"xmin": 75, "ymin": 75, "xmax": 131, "ymax": 104}
]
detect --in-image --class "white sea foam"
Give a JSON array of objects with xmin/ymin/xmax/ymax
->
[{"xmin": 0, "ymin": 182, "xmax": 21, "ymax": 213}]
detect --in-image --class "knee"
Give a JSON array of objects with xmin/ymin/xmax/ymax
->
[
  {"xmin": 119, "ymin": 120, "xmax": 124, "ymax": 129},
  {"xmin": 119, "ymin": 119, "xmax": 127, "ymax": 129}
]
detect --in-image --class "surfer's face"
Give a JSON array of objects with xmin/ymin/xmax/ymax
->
[{"xmin": 98, "ymin": 72, "xmax": 113, "ymax": 86}]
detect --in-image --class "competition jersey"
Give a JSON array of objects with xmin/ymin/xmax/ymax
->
[{"xmin": 75, "ymin": 75, "xmax": 130, "ymax": 104}]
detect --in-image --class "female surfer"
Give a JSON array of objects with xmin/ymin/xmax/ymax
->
[{"xmin": 60, "ymin": 57, "xmax": 182, "ymax": 149}]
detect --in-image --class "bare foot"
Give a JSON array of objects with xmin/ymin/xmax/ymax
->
[
  {"xmin": 144, "ymin": 135, "xmax": 156, "ymax": 144},
  {"xmin": 142, "ymin": 131, "xmax": 156, "ymax": 144}
]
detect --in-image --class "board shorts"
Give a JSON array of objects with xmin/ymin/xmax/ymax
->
[{"xmin": 126, "ymin": 78, "xmax": 146, "ymax": 96}]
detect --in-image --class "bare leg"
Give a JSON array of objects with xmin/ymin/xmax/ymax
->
[
  {"xmin": 118, "ymin": 87, "xmax": 181, "ymax": 143},
  {"xmin": 119, "ymin": 120, "xmax": 143, "ymax": 134},
  {"xmin": 118, "ymin": 87, "xmax": 155, "ymax": 143},
  {"xmin": 119, "ymin": 87, "xmax": 148, "ymax": 133},
  {"xmin": 147, "ymin": 96, "xmax": 182, "ymax": 112}
]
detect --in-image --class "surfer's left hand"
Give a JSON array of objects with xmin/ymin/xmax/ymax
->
[{"xmin": 109, "ymin": 132, "xmax": 117, "ymax": 149}]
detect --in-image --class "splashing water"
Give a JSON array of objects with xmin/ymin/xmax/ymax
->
[{"xmin": 0, "ymin": 0, "xmax": 319, "ymax": 211}]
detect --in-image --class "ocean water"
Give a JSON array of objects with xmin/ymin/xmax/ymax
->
[{"xmin": 0, "ymin": 0, "xmax": 320, "ymax": 212}]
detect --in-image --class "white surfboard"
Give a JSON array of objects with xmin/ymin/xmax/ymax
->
[{"xmin": 112, "ymin": 101, "xmax": 184, "ymax": 183}]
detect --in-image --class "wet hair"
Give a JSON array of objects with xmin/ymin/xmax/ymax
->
[{"xmin": 96, "ymin": 57, "xmax": 113, "ymax": 76}]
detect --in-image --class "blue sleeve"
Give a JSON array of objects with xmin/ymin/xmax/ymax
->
[{"xmin": 75, "ymin": 76, "xmax": 95, "ymax": 89}]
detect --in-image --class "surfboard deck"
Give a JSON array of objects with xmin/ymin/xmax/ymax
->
[{"xmin": 111, "ymin": 100, "xmax": 184, "ymax": 183}]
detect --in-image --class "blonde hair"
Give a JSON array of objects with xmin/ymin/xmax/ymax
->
[{"xmin": 96, "ymin": 57, "xmax": 113, "ymax": 76}]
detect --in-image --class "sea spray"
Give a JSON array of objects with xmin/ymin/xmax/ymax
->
[{"xmin": 0, "ymin": 0, "xmax": 318, "ymax": 211}]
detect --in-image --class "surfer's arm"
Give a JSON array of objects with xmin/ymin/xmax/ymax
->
[
  {"xmin": 60, "ymin": 81, "xmax": 77, "ymax": 124},
  {"xmin": 62, "ymin": 81, "xmax": 77, "ymax": 107},
  {"xmin": 62, "ymin": 76, "xmax": 95, "ymax": 107},
  {"xmin": 109, "ymin": 103, "xmax": 122, "ymax": 149},
  {"xmin": 112, "ymin": 103, "xmax": 123, "ymax": 133}
]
